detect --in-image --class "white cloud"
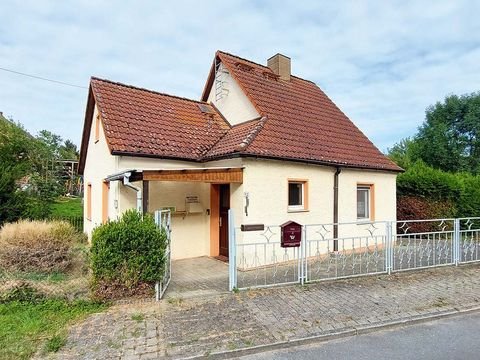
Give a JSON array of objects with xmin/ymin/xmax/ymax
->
[{"xmin": 0, "ymin": 0, "xmax": 479, "ymax": 152}]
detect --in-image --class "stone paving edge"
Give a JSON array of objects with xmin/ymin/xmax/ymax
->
[{"xmin": 183, "ymin": 305, "xmax": 480, "ymax": 360}]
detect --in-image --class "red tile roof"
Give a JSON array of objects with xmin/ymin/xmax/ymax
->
[
  {"xmin": 202, "ymin": 51, "xmax": 402, "ymax": 171},
  {"xmin": 79, "ymin": 52, "xmax": 401, "ymax": 174},
  {"xmin": 78, "ymin": 78, "xmax": 230, "ymax": 173}
]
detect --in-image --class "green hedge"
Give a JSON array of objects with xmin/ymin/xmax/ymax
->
[
  {"xmin": 90, "ymin": 210, "xmax": 167, "ymax": 293},
  {"xmin": 397, "ymin": 161, "xmax": 480, "ymax": 218}
]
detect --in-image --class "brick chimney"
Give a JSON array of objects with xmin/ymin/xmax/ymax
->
[{"xmin": 267, "ymin": 53, "xmax": 291, "ymax": 81}]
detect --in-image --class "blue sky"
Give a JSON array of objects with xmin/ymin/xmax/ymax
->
[{"xmin": 1, "ymin": 0, "xmax": 479, "ymax": 152}]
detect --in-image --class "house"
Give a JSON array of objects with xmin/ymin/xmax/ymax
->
[{"xmin": 78, "ymin": 51, "xmax": 402, "ymax": 260}]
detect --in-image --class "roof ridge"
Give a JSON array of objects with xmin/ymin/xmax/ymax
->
[
  {"xmin": 90, "ymin": 76, "xmax": 210, "ymax": 105},
  {"xmin": 216, "ymin": 50, "xmax": 316, "ymax": 84},
  {"xmin": 234, "ymin": 116, "xmax": 268, "ymax": 152}
]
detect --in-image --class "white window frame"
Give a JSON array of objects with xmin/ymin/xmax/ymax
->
[
  {"xmin": 357, "ymin": 185, "xmax": 371, "ymax": 220},
  {"xmin": 288, "ymin": 180, "xmax": 307, "ymax": 212}
]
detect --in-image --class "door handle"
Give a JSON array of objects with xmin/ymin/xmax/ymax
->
[{"xmin": 219, "ymin": 217, "xmax": 222, "ymax": 227}]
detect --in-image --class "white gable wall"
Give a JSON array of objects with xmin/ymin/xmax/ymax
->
[
  {"xmin": 82, "ymin": 105, "xmax": 118, "ymax": 236},
  {"xmin": 207, "ymin": 62, "xmax": 260, "ymax": 125}
]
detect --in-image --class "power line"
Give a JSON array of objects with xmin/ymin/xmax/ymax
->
[{"xmin": 0, "ymin": 66, "xmax": 87, "ymax": 89}]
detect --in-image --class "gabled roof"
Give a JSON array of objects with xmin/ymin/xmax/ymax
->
[
  {"xmin": 79, "ymin": 51, "xmax": 402, "ymax": 174},
  {"xmin": 201, "ymin": 51, "xmax": 402, "ymax": 172},
  {"xmin": 78, "ymin": 77, "xmax": 230, "ymax": 174}
]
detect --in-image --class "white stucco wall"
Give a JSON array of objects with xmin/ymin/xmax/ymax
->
[
  {"xmin": 82, "ymin": 106, "xmax": 118, "ymax": 236},
  {"xmin": 237, "ymin": 158, "xmax": 397, "ymax": 227},
  {"xmin": 234, "ymin": 158, "xmax": 397, "ymax": 265},
  {"xmin": 82, "ymin": 106, "xmax": 397, "ymax": 262},
  {"xmin": 206, "ymin": 63, "xmax": 260, "ymax": 125}
]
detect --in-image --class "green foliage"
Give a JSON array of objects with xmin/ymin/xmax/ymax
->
[
  {"xmin": 0, "ymin": 164, "xmax": 28, "ymax": 224},
  {"xmin": 397, "ymin": 161, "xmax": 462, "ymax": 200},
  {"xmin": 389, "ymin": 92, "xmax": 480, "ymax": 174},
  {"xmin": 387, "ymin": 138, "xmax": 419, "ymax": 170},
  {"xmin": 0, "ymin": 298, "xmax": 107, "ymax": 359},
  {"xmin": 389, "ymin": 92, "xmax": 480, "ymax": 218},
  {"xmin": 0, "ymin": 116, "xmax": 79, "ymax": 225},
  {"xmin": 44, "ymin": 334, "xmax": 67, "ymax": 353},
  {"xmin": 90, "ymin": 210, "xmax": 167, "ymax": 292},
  {"xmin": 457, "ymin": 174, "xmax": 480, "ymax": 218},
  {"xmin": 416, "ymin": 92, "xmax": 480, "ymax": 173},
  {"xmin": 397, "ymin": 162, "xmax": 480, "ymax": 218}
]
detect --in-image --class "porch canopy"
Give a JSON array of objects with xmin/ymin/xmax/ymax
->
[
  {"xmin": 105, "ymin": 167, "xmax": 243, "ymax": 184},
  {"xmin": 104, "ymin": 167, "xmax": 243, "ymax": 213}
]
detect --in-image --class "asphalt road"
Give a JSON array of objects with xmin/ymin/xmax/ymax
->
[{"xmin": 239, "ymin": 311, "xmax": 480, "ymax": 360}]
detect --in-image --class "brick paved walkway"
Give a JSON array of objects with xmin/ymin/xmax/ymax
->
[{"xmin": 42, "ymin": 264, "xmax": 480, "ymax": 359}]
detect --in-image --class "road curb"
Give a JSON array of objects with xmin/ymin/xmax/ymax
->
[{"xmin": 183, "ymin": 305, "xmax": 480, "ymax": 359}]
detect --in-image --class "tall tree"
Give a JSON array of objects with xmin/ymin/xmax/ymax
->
[{"xmin": 415, "ymin": 93, "xmax": 480, "ymax": 173}]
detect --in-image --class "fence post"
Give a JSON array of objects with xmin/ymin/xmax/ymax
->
[
  {"xmin": 386, "ymin": 221, "xmax": 393, "ymax": 275},
  {"xmin": 454, "ymin": 218, "xmax": 460, "ymax": 266},
  {"xmin": 228, "ymin": 209, "xmax": 237, "ymax": 291},
  {"xmin": 301, "ymin": 225, "xmax": 307, "ymax": 285}
]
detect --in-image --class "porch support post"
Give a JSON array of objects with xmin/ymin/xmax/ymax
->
[{"xmin": 143, "ymin": 180, "xmax": 149, "ymax": 214}]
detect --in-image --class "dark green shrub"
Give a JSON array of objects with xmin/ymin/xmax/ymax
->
[
  {"xmin": 90, "ymin": 210, "xmax": 167, "ymax": 296},
  {"xmin": 397, "ymin": 161, "xmax": 480, "ymax": 218},
  {"xmin": 458, "ymin": 174, "xmax": 480, "ymax": 218},
  {"xmin": 397, "ymin": 161, "xmax": 462, "ymax": 200}
]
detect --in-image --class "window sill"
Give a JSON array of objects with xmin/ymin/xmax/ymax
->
[
  {"xmin": 356, "ymin": 219, "xmax": 373, "ymax": 224},
  {"xmin": 288, "ymin": 209, "xmax": 309, "ymax": 213}
]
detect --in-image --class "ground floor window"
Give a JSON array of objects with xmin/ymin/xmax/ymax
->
[
  {"xmin": 357, "ymin": 184, "xmax": 373, "ymax": 220},
  {"xmin": 288, "ymin": 180, "xmax": 308, "ymax": 211}
]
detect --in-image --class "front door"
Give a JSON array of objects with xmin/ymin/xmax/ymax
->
[{"xmin": 219, "ymin": 184, "xmax": 230, "ymax": 258}]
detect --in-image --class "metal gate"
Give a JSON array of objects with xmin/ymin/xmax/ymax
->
[
  {"xmin": 155, "ymin": 210, "xmax": 172, "ymax": 300},
  {"xmin": 228, "ymin": 211, "xmax": 480, "ymax": 291}
]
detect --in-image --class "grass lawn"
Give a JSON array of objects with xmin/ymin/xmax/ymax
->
[
  {"xmin": 0, "ymin": 299, "xmax": 107, "ymax": 360},
  {"xmin": 50, "ymin": 197, "xmax": 83, "ymax": 218}
]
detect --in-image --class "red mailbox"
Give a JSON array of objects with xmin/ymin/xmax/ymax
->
[{"xmin": 280, "ymin": 221, "xmax": 302, "ymax": 248}]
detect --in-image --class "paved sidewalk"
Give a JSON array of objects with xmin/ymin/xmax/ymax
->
[{"xmin": 44, "ymin": 264, "xmax": 480, "ymax": 359}]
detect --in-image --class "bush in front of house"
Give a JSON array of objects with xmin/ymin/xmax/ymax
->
[
  {"xmin": 0, "ymin": 220, "xmax": 83, "ymax": 274},
  {"xmin": 90, "ymin": 210, "xmax": 167, "ymax": 299},
  {"xmin": 397, "ymin": 161, "xmax": 480, "ymax": 219}
]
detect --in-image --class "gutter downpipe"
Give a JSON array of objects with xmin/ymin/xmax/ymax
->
[
  {"xmin": 333, "ymin": 167, "xmax": 342, "ymax": 252},
  {"xmin": 123, "ymin": 172, "xmax": 143, "ymax": 214}
]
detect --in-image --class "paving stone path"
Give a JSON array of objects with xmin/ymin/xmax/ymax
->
[{"xmin": 42, "ymin": 264, "xmax": 480, "ymax": 359}]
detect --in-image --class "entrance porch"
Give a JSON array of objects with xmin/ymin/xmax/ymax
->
[
  {"xmin": 106, "ymin": 167, "xmax": 243, "ymax": 260},
  {"xmin": 167, "ymin": 257, "xmax": 229, "ymax": 299}
]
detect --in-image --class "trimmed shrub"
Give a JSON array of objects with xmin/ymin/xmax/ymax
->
[
  {"xmin": 90, "ymin": 210, "xmax": 167, "ymax": 298},
  {"xmin": 397, "ymin": 161, "xmax": 480, "ymax": 219},
  {"xmin": 0, "ymin": 220, "xmax": 82, "ymax": 273},
  {"xmin": 397, "ymin": 161, "xmax": 462, "ymax": 200}
]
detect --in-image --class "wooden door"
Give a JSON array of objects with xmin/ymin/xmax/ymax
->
[{"xmin": 219, "ymin": 184, "xmax": 230, "ymax": 258}]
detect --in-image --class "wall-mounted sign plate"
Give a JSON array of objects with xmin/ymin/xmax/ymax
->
[{"xmin": 241, "ymin": 224, "xmax": 265, "ymax": 232}]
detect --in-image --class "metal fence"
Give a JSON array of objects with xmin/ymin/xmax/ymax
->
[
  {"xmin": 229, "ymin": 212, "xmax": 480, "ymax": 291},
  {"xmin": 155, "ymin": 210, "xmax": 172, "ymax": 300},
  {"xmin": 48, "ymin": 215, "xmax": 83, "ymax": 232}
]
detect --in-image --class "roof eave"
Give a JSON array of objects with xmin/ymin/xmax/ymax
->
[
  {"xmin": 203, "ymin": 152, "xmax": 403, "ymax": 173},
  {"xmin": 77, "ymin": 84, "xmax": 95, "ymax": 175}
]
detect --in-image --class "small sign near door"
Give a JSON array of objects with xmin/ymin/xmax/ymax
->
[{"xmin": 280, "ymin": 221, "xmax": 302, "ymax": 247}]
